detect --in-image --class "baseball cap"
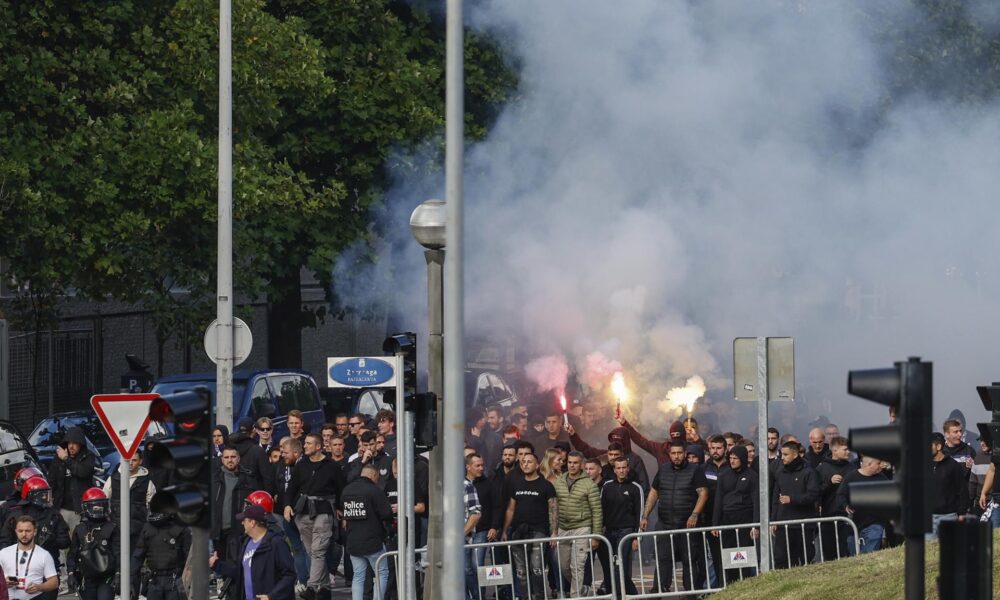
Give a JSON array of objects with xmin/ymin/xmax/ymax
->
[{"xmin": 236, "ymin": 504, "xmax": 267, "ymax": 522}]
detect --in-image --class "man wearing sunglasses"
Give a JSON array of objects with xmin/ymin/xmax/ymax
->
[
  {"xmin": 0, "ymin": 516, "xmax": 59, "ymax": 600},
  {"xmin": 344, "ymin": 415, "xmax": 366, "ymax": 457},
  {"xmin": 256, "ymin": 418, "xmax": 276, "ymax": 454}
]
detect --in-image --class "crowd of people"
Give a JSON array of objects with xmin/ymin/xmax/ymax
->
[{"xmin": 0, "ymin": 399, "xmax": 992, "ymax": 600}]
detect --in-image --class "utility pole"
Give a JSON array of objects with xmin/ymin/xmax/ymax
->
[{"xmin": 216, "ymin": 0, "xmax": 234, "ymax": 430}]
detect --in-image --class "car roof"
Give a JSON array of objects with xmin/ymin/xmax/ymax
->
[{"xmin": 155, "ymin": 369, "xmax": 315, "ymax": 383}]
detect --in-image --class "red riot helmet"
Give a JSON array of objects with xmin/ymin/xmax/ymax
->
[
  {"xmin": 14, "ymin": 467, "xmax": 43, "ymax": 491},
  {"xmin": 244, "ymin": 490, "xmax": 274, "ymax": 514},
  {"xmin": 81, "ymin": 487, "xmax": 110, "ymax": 521},
  {"xmin": 21, "ymin": 476, "xmax": 52, "ymax": 508}
]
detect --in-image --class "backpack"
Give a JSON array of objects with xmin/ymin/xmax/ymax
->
[{"xmin": 78, "ymin": 523, "xmax": 116, "ymax": 578}]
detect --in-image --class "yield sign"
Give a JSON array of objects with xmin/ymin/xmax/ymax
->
[{"xmin": 90, "ymin": 393, "xmax": 158, "ymax": 459}]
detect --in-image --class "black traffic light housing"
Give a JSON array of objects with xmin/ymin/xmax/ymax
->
[
  {"xmin": 146, "ymin": 388, "xmax": 211, "ymax": 528},
  {"xmin": 976, "ymin": 383, "xmax": 1000, "ymax": 460},
  {"xmin": 383, "ymin": 332, "xmax": 417, "ymax": 410},
  {"xmin": 847, "ymin": 357, "xmax": 932, "ymax": 600},
  {"xmin": 847, "ymin": 357, "xmax": 932, "ymax": 536},
  {"xmin": 413, "ymin": 392, "xmax": 438, "ymax": 450}
]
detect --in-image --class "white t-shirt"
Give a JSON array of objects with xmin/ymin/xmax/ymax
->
[{"xmin": 0, "ymin": 544, "xmax": 57, "ymax": 600}]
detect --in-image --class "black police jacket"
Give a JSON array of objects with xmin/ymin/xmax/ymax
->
[
  {"xmin": 68, "ymin": 519, "xmax": 120, "ymax": 579},
  {"xmin": 132, "ymin": 521, "xmax": 191, "ymax": 574},
  {"xmin": 341, "ymin": 477, "xmax": 393, "ymax": 556}
]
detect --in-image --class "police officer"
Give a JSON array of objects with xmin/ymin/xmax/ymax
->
[
  {"xmin": 132, "ymin": 512, "xmax": 191, "ymax": 600},
  {"xmin": 0, "ymin": 476, "xmax": 70, "ymax": 600},
  {"xmin": 68, "ymin": 488, "xmax": 120, "ymax": 600},
  {"xmin": 341, "ymin": 464, "xmax": 392, "ymax": 600}
]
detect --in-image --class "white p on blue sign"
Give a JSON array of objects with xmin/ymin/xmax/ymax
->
[{"xmin": 327, "ymin": 357, "xmax": 398, "ymax": 389}]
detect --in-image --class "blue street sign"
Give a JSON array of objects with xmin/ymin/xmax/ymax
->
[{"xmin": 328, "ymin": 357, "xmax": 396, "ymax": 388}]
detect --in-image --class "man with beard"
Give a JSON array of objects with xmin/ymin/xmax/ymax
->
[
  {"xmin": 501, "ymin": 453, "xmax": 557, "ymax": 600},
  {"xmin": 494, "ymin": 444, "xmax": 519, "ymax": 483},
  {"xmin": 701, "ymin": 435, "xmax": 730, "ymax": 586},
  {"xmin": 212, "ymin": 446, "xmax": 257, "ymax": 568},
  {"xmin": 805, "ymin": 428, "xmax": 831, "ymax": 470},
  {"xmin": 1, "ymin": 516, "xmax": 59, "ymax": 600},
  {"xmin": 0, "ymin": 477, "xmax": 69, "ymax": 599},
  {"xmin": 815, "ymin": 437, "xmax": 853, "ymax": 561},
  {"xmin": 283, "ymin": 433, "xmax": 344, "ymax": 600},
  {"xmin": 346, "ymin": 431, "xmax": 393, "ymax": 490},
  {"xmin": 565, "ymin": 425, "xmax": 650, "ymax": 492},
  {"xmin": 766, "ymin": 428, "xmax": 781, "ymax": 463},
  {"xmin": 641, "ymin": 442, "xmax": 709, "ymax": 595},
  {"xmin": 928, "ymin": 432, "xmax": 969, "ymax": 540},
  {"xmin": 770, "ymin": 441, "xmax": 820, "ymax": 569},
  {"xmin": 275, "ymin": 437, "xmax": 309, "ymax": 591},
  {"xmin": 48, "ymin": 427, "xmax": 97, "ymax": 548},
  {"xmin": 712, "ymin": 446, "xmax": 759, "ymax": 583}
]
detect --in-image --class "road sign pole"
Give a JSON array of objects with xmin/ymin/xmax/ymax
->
[
  {"xmin": 396, "ymin": 353, "xmax": 416, "ymax": 600},
  {"xmin": 120, "ymin": 464, "xmax": 130, "ymax": 600},
  {"xmin": 756, "ymin": 336, "xmax": 771, "ymax": 573}
]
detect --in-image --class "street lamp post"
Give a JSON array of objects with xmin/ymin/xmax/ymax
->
[{"xmin": 409, "ymin": 199, "xmax": 446, "ymax": 599}]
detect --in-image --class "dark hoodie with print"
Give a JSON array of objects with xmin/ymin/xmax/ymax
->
[
  {"xmin": 569, "ymin": 426, "xmax": 650, "ymax": 491},
  {"xmin": 50, "ymin": 426, "xmax": 99, "ymax": 512}
]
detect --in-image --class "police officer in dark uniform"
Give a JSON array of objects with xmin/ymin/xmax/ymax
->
[
  {"xmin": 68, "ymin": 488, "xmax": 120, "ymax": 600},
  {"xmin": 0, "ymin": 476, "xmax": 70, "ymax": 600},
  {"xmin": 341, "ymin": 464, "xmax": 393, "ymax": 600},
  {"xmin": 132, "ymin": 512, "xmax": 191, "ymax": 600}
]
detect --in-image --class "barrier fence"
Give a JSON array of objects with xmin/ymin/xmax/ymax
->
[{"xmin": 372, "ymin": 517, "xmax": 860, "ymax": 600}]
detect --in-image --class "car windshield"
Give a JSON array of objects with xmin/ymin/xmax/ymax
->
[
  {"xmin": 151, "ymin": 380, "xmax": 247, "ymax": 413},
  {"xmin": 29, "ymin": 415, "xmax": 114, "ymax": 453}
]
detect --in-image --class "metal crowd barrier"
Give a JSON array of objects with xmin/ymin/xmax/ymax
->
[
  {"xmin": 374, "ymin": 532, "xmax": 617, "ymax": 600},
  {"xmin": 616, "ymin": 516, "xmax": 861, "ymax": 599}
]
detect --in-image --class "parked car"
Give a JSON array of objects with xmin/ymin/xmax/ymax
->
[
  {"xmin": 28, "ymin": 412, "xmax": 167, "ymax": 485},
  {"xmin": 151, "ymin": 369, "xmax": 326, "ymax": 440},
  {"xmin": 0, "ymin": 420, "xmax": 41, "ymax": 501}
]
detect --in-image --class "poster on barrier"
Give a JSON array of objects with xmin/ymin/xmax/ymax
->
[
  {"xmin": 477, "ymin": 565, "xmax": 513, "ymax": 587},
  {"xmin": 721, "ymin": 546, "xmax": 758, "ymax": 569}
]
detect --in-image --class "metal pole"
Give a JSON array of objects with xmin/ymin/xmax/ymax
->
[
  {"xmin": 190, "ymin": 529, "xmax": 209, "ymax": 600},
  {"xmin": 905, "ymin": 536, "xmax": 924, "ymax": 600},
  {"xmin": 441, "ymin": 0, "xmax": 465, "ymax": 595},
  {"xmin": 120, "ymin": 465, "xmax": 130, "ymax": 600},
  {"xmin": 423, "ymin": 249, "xmax": 444, "ymax": 600},
  {"xmin": 756, "ymin": 336, "xmax": 771, "ymax": 573},
  {"xmin": 396, "ymin": 353, "xmax": 416, "ymax": 600},
  {"xmin": 215, "ymin": 0, "xmax": 234, "ymax": 431}
]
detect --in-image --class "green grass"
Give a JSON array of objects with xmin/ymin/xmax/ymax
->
[{"xmin": 712, "ymin": 530, "xmax": 999, "ymax": 599}]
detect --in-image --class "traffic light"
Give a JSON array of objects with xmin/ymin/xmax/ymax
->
[
  {"xmin": 976, "ymin": 383, "xmax": 1000, "ymax": 460},
  {"xmin": 383, "ymin": 332, "xmax": 417, "ymax": 410},
  {"xmin": 847, "ymin": 357, "xmax": 932, "ymax": 536},
  {"xmin": 413, "ymin": 392, "xmax": 438, "ymax": 450},
  {"xmin": 847, "ymin": 357, "xmax": 932, "ymax": 600},
  {"xmin": 146, "ymin": 388, "xmax": 211, "ymax": 528}
]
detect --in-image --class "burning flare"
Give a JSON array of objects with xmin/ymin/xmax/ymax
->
[
  {"xmin": 610, "ymin": 371, "xmax": 629, "ymax": 405},
  {"xmin": 663, "ymin": 375, "xmax": 706, "ymax": 414}
]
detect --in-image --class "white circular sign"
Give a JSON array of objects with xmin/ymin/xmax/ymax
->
[{"xmin": 204, "ymin": 317, "xmax": 253, "ymax": 366}]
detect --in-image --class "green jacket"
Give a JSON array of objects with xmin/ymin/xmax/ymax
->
[{"xmin": 553, "ymin": 473, "xmax": 602, "ymax": 532}]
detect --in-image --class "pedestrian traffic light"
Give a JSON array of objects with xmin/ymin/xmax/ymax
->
[
  {"xmin": 383, "ymin": 332, "xmax": 417, "ymax": 410},
  {"xmin": 146, "ymin": 388, "xmax": 211, "ymax": 528},
  {"xmin": 413, "ymin": 392, "xmax": 438, "ymax": 450},
  {"xmin": 976, "ymin": 383, "xmax": 1000, "ymax": 461},
  {"xmin": 847, "ymin": 357, "xmax": 932, "ymax": 536}
]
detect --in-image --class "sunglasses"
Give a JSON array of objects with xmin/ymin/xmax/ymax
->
[
  {"xmin": 257, "ymin": 427, "xmax": 272, "ymax": 432},
  {"xmin": 349, "ymin": 422, "xmax": 363, "ymax": 427},
  {"xmin": 20, "ymin": 552, "xmax": 28, "ymax": 564}
]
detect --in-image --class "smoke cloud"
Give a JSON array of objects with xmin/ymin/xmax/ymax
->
[{"xmin": 335, "ymin": 1, "xmax": 1000, "ymax": 436}]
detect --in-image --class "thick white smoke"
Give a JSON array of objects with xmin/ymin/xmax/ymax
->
[{"xmin": 335, "ymin": 1, "xmax": 1000, "ymax": 435}]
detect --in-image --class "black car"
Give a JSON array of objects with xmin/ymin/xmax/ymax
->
[{"xmin": 0, "ymin": 420, "xmax": 41, "ymax": 501}]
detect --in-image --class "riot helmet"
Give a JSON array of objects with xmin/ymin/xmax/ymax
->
[
  {"xmin": 81, "ymin": 487, "xmax": 110, "ymax": 521},
  {"xmin": 21, "ymin": 476, "xmax": 52, "ymax": 508}
]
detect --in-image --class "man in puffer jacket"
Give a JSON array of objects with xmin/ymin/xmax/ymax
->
[{"xmin": 552, "ymin": 451, "xmax": 602, "ymax": 596}]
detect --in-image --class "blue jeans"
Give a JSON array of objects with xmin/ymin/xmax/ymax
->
[
  {"xmin": 606, "ymin": 528, "xmax": 638, "ymax": 597},
  {"xmin": 926, "ymin": 513, "xmax": 957, "ymax": 541},
  {"xmin": 351, "ymin": 547, "xmax": 389, "ymax": 600},
  {"xmin": 859, "ymin": 524, "xmax": 884, "ymax": 554},
  {"xmin": 990, "ymin": 506, "xmax": 1000, "ymax": 528},
  {"xmin": 465, "ymin": 531, "xmax": 489, "ymax": 600},
  {"xmin": 283, "ymin": 517, "xmax": 310, "ymax": 584}
]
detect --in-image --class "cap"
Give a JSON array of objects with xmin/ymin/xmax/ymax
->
[
  {"xmin": 685, "ymin": 444, "xmax": 703, "ymax": 457},
  {"xmin": 237, "ymin": 417, "xmax": 254, "ymax": 433},
  {"xmin": 236, "ymin": 504, "xmax": 267, "ymax": 522}
]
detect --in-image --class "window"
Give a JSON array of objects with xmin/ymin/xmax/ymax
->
[
  {"xmin": 269, "ymin": 375, "xmax": 319, "ymax": 412},
  {"xmin": 489, "ymin": 374, "xmax": 513, "ymax": 405},
  {"xmin": 475, "ymin": 374, "xmax": 493, "ymax": 406},
  {"xmin": 249, "ymin": 379, "xmax": 274, "ymax": 418},
  {"xmin": 357, "ymin": 390, "xmax": 387, "ymax": 419}
]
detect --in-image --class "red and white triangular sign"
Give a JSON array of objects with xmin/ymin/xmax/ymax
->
[{"xmin": 90, "ymin": 394, "xmax": 159, "ymax": 459}]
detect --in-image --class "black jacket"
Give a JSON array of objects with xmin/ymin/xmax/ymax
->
[
  {"xmin": 805, "ymin": 445, "xmax": 831, "ymax": 470},
  {"xmin": 837, "ymin": 469, "xmax": 889, "ymax": 530},
  {"xmin": 341, "ymin": 477, "xmax": 393, "ymax": 556},
  {"xmin": 712, "ymin": 466, "xmax": 759, "ymax": 526},
  {"xmin": 600, "ymin": 478, "xmax": 644, "ymax": 530},
  {"xmin": 68, "ymin": 519, "xmax": 119, "ymax": 579},
  {"xmin": 50, "ymin": 427, "xmax": 99, "ymax": 512},
  {"xmin": 283, "ymin": 455, "xmax": 344, "ymax": 516},
  {"xmin": 212, "ymin": 466, "xmax": 258, "ymax": 538},
  {"xmin": 229, "ymin": 431, "xmax": 275, "ymax": 493},
  {"xmin": 132, "ymin": 520, "xmax": 191, "ymax": 575},
  {"xmin": 345, "ymin": 451, "xmax": 393, "ymax": 490},
  {"xmin": 770, "ymin": 457, "xmax": 820, "ymax": 521},
  {"xmin": 815, "ymin": 458, "xmax": 853, "ymax": 517},
  {"xmin": 214, "ymin": 530, "xmax": 296, "ymax": 600},
  {"xmin": 930, "ymin": 456, "xmax": 969, "ymax": 515},
  {"xmin": 472, "ymin": 475, "xmax": 502, "ymax": 533}
]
